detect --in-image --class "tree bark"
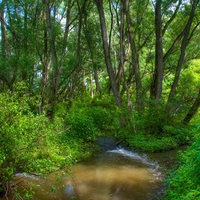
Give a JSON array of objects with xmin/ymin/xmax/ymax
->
[
  {"xmin": 44, "ymin": 0, "xmax": 59, "ymax": 105},
  {"xmin": 125, "ymin": 0, "xmax": 142, "ymax": 109},
  {"xmin": 83, "ymin": 6, "xmax": 101, "ymax": 94},
  {"xmin": 183, "ymin": 90, "xmax": 200, "ymax": 124},
  {"xmin": 0, "ymin": 0, "xmax": 13, "ymax": 91},
  {"xmin": 95, "ymin": 0, "xmax": 121, "ymax": 108},
  {"xmin": 151, "ymin": 0, "xmax": 163, "ymax": 101},
  {"xmin": 167, "ymin": 0, "xmax": 198, "ymax": 106}
]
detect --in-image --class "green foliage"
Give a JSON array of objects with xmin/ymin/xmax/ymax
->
[
  {"xmin": 54, "ymin": 102, "xmax": 68, "ymax": 118},
  {"xmin": 166, "ymin": 59, "xmax": 200, "ymax": 120},
  {"xmin": 91, "ymin": 95, "xmax": 120, "ymax": 131},
  {"xmin": 89, "ymin": 106, "xmax": 115, "ymax": 131},
  {"xmin": 0, "ymin": 85, "xmax": 96, "ymax": 198},
  {"xmin": 133, "ymin": 99, "xmax": 170, "ymax": 135},
  {"xmin": 65, "ymin": 95, "xmax": 119, "ymax": 140},
  {"xmin": 65, "ymin": 107, "xmax": 97, "ymax": 141},
  {"xmin": 116, "ymin": 127, "xmax": 178, "ymax": 153},
  {"xmin": 116, "ymin": 121, "xmax": 193, "ymax": 152},
  {"xmin": 91, "ymin": 95, "xmax": 117, "ymax": 110},
  {"xmin": 164, "ymin": 132, "xmax": 200, "ymax": 200},
  {"xmin": 162, "ymin": 125, "xmax": 192, "ymax": 145},
  {"xmin": 179, "ymin": 60, "xmax": 200, "ymax": 94},
  {"xmin": 0, "ymin": 92, "xmax": 65, "ymax": 177},
  {"xmin": 115, "ymin": 98, "xmax": 193, "ymax": 152}
]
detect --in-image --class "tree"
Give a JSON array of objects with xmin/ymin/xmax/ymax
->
[
  {"xmin": 125, "ymin": 0, "xmax": 143, "ymax": 110},
  {"xmin": 94, "ymin": 0, "xmax": 122, "ymax": 108},
  {"xmin": 0, "ymin": 0, "xmax": 200, "ymax": 124},
  {"xmin": 183, "ymin": 89, "xmax": 200, "ymax": 124},
  {"xmin": 150, "ymin": 0, "xmax": 163, "ymax": 101},
  {"xmin": 166, "ymin": 0, "xmax": 199, "ymax": 112},
  {"xmin": 82, "ymin": 2, "xmax": 102, "ymax": 94}
]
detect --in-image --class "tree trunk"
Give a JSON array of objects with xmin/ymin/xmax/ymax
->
[
  {"xmin": 95, "ymin": 0, "xmax": 121, "ymax": 108},
  {"xmin": 166, "ymin": 0, "xmax": 198, "ymax": 108},
  {"xmin": 83, "ymin": 9, "xmax": 101, "ymax": 94},
  {"xmin": 151, "ymin": 0, "xmax": 163, "ymax": 101},
  {"xmin": 183, "ymin": 90, "xmax": 200, "ymax": 124},
  {"xmin": 125, "ymin": 0, "xmax": 142, "ymax": 110},
  {"xmin": 0, "ymin": 0, "xmax": 13, "ymax": 91},
  {"xmin": 44, "ymin": 0, "xmax": 59, "ymax": 106}
]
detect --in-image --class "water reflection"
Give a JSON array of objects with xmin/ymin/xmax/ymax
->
[{"xmin": 12, "ymin": 148, "xmax": 164, "ymax": 200}]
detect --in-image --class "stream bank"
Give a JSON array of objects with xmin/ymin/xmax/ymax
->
[{"xmin": 1, "ymin": 136, "xmax": 187, "ymax": 200}]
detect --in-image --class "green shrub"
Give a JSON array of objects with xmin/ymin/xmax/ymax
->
[
  {"xmin": 65, "ymin": 96, "xmax": 119, "ymax": 139},
  {"xmin": 65, "ymin": 108, "xmax": 97, "ymax": 141},
  {"xmin": 91, "ymin": 95, "xmax": 117, "ymax": 110},
  {"xmin": 164, "ymin": 135, "xmax": 200, "ymax": 199},
  {"xmin": 163, "ymin": 125, "xmax": 192, "ymax": 145},
  {"xmin": 89, "ymin": 106, "xmax": 113, "ymax": 131},
  {"xmin": 54, "ymin": 102, "xmax": 68, "ymax": 118},
  {"xmin": 0, "ymin": 85, "xmax": 95, "ymax": 198},
  {"xmin": 127, "ymin": 133, "xmax": 178, "ymax": 152},
  {"xmin": 0, "ymin": 92, "xmax": 71, "ymax": 173}
]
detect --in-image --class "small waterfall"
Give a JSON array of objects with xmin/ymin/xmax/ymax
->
[
  {"xmin": 107, "ymin": 147, "xmax": 158, "ymax": 166},
  {"xmin": 107, "ymin": 147, "xmax": 162, "ymax": 178}
]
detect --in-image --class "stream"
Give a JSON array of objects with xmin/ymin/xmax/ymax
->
[{"xmin": 6, "ymin": 137, "xmax": 186, "ymax": 200}]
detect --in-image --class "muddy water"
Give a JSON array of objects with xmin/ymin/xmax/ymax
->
[{"xmin": 8, "ymin": 138, "xmax": 186, "ymax": 200}]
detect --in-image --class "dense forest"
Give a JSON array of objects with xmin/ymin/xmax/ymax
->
[{"xmin": 0, "ymin": 0, "xmax": 200, "ymax": 199}]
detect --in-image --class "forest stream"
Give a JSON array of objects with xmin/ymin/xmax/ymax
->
[{"xmin": 10, "ymin": 137, "xmax": 186, "ymax": 200}]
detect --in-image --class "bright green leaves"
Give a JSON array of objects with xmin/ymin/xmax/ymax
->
[
  {"xmin": 164, "ymin": 131, "xmax": 200, "ymax": 199},
  {"xmin": 65, "ymin": 107, "xmax": 97, "ymax": 141},
  {"xmin": 179, "ymin": 59, "xmax": 200, "ymax": 98},
  {"xmin": 64, "ymin": 96, "xmax": 119, "ymax": 141},
  {"xmin": 0, "ymin": 86, "xmax": 96, "ymax": 198}
]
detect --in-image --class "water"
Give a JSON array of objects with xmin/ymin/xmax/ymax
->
[
  {"xmin": 11, "ymin": 146, "xmax": 165, "ymax": 200},
  {"xmin": 3, "ymin": 137, "xmax": 185, "ymax": 200}
]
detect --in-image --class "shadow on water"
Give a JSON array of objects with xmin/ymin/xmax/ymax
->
[{"xmin": 4, "ymin": 137, "xmax": 185, "ymax": 200}]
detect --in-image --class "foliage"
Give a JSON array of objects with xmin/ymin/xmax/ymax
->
[
  {"xmin": 170, "ymin": 59, "xmax": 200, "ymax": 119},
  {"xmin": 164, "ymin": 130, "xmax": 200, "ymax": 200},
  {"xmin": 64, "ymin": 95, "xmax": 119, "ymax": 140},
  {"xmin": 116, "ymin": 126, "xmax": 178, "ymax": 153},
  {"xmin": 54, "ymin": 102, "xmax": 69, "ymax": 118},
  {"xmin": 89, "ymin": 106, "xmax": 112, "ymax": 131},
  {"xmin": 90, "ymin": 95, "xmax": 119, "ymax": 111},
  {"xmin": 162, "ymin": 124, "xmax": 192, "ymax": 145},
  {"xmin": 116, "ymin": 122, "xmax": 193, "ymax": 152},
  {"xmin": 138, "ymin": 101, "xmax": 169, "ymax": 135},
  {"xmin": 65, "ymin": 107, "xmax": 97, "ymax": 141},
  {"xmin": 0, "ymin": 0, "xmax": 199, "ymax": 197},
  {"xmin": 115, "ymin": 100, "xmax": 193, "ymax": 152},
  {"xmin": 120, "ymin": 99, "xmax": 178, "ymax": 136},
  {"xmin": 90, "ymin": 95, "xmax": 119, "ymax": 131},
  {"xmin": 0, "ymin": 84, "xmax": 95, "ymax": 198}
]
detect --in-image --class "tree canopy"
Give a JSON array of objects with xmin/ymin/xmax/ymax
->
[{"xmin": 0, "ymin": 0, "xmax": 199, "ymax": 123}]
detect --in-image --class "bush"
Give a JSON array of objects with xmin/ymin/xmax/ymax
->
[
  {"xmin": 91, "ymin": 95, "xmax": 117, "ymax": 110},
  {"xmin": 0, "ymin": 91, "xmax": 71, "ymax": 193},
  {"xmin": 65, "ymin": 108, "xmax": 97, "ymax": 141},
  {"xmin": 164, "ymin": 135, "xmax": 200, "ymax": 199},
  {"xmin": 122, "ymin": 132, "xmax": 178, "ymax": 152},
  {"xmin": 54, "ymin": 102, "xmax": 68, "ymax": 118},
  {"xmin": 65, "ymin": 96, "xmax": 119, "ymax": 139},
  {"xmin": 0, "ymin": 85, "xmax": 95, "ymax": 198},
  {"xmin": 163, "ymin": 125, "xmax": 192, "ymax": 145},
  {"xmin": 89, "ymin": 106, "xmax": 114, "ymax": 131}
]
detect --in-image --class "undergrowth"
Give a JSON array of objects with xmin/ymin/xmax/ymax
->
[{"xmin": 163, "ymin": 126, "xmax": 200, "ymax": 199}]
